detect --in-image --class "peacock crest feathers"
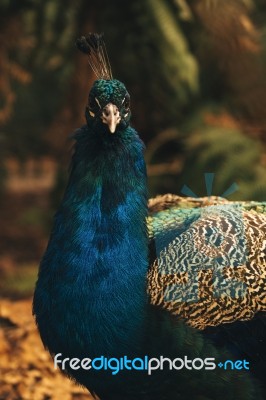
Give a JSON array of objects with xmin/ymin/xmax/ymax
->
[{"xmin": 76, "ymin": 33, "xmax": 112, "ymax": 80}]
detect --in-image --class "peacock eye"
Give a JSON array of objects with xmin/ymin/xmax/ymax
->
[{"xmin": 122, "ymin": 94, "xmax": 130, "ymax": 111}]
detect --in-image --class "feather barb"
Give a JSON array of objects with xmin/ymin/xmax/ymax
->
[{"xmin": 76, "ymin": 33, "xmax": 113, "ymax": 80}]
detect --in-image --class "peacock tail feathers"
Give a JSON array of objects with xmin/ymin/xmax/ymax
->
[{"xmin": 148, "ymin": 196, "xmax": 266, "ymax": 330}]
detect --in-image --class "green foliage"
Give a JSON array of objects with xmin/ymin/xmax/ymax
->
[
  {"xmin": 2, "ymin": 0, "xmax": 81, "ymax": 158},
  {"xmin": 0, "ymin": 263, "xmax": 37, "ymax": 298},
  {"xmin": 147, "ymin": 0, "xmax": 199, "ymax": 97},
  {"xmin": 18, "ymin": 207, "xmax": 48, "ymax": 229},
  {"xmin": 181, "ymin": 110, "xmax": 266, "ymax": 200},
  {"xmin": 99, "ymin": 0, "xmax": 199, "ymax": 135},
  {"xmin": 1, "ymin": 0, "xmax": 266, "ymax": 201}
]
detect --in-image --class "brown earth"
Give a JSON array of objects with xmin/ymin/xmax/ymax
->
[{"xmin": 0, "ymin": 298, "xmax": 93, "ymax": 400}]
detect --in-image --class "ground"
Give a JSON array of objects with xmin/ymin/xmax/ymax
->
[{"xmin": 0, "ymin": 298, "xmax": 93, "ymax": 400}]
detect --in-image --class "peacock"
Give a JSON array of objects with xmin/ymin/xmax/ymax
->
[{"xmin": 33, "ymin": 34, "xmax": 266, "ymax": 400}]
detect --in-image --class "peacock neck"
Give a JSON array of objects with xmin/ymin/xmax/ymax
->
[{"xmin": 51, "ymin": 124, "xmax": 149, "ymax": 357}]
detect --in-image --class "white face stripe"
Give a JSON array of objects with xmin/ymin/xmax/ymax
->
[{"xmin": 95, "ymin": 97, "xmax": 101, "ymax": 108}]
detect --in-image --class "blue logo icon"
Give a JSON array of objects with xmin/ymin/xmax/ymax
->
[{"xmin": 181, "ymin": 172, "xmax": 239, "ymax": 199}]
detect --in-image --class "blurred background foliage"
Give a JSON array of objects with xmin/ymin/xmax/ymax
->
[{"xmin": 0, "ymin": 0, "xmax": 266, "ymax": 297}]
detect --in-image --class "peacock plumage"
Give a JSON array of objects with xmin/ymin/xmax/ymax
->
[{"xmin": 33, "ymin": 34, "xmax": 266, "ymax": 400}]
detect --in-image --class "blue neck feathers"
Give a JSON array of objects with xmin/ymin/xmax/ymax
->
[{"xmin": 34, "ymin": 124, "xmax": 149, "ymax": 359}]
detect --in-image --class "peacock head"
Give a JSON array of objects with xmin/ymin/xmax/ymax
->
[
  {"xmin": 85, "ymin": 79, "xmax": 131, "ymax": 134},
  {"xmin": 76, "ymin": 34, "xmax": 131, "ymax": 134}
]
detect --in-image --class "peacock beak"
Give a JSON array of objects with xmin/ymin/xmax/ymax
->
[{"xmin": 101, "ymin": 103, "xmax": 121, "ymax": 133}]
